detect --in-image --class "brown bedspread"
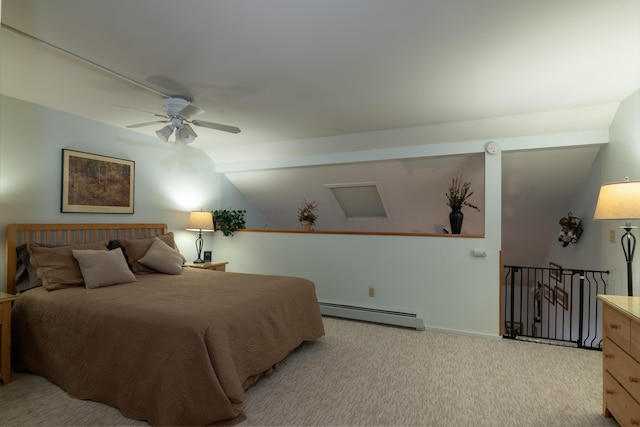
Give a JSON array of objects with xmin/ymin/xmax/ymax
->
[{"xmin": 12, "ymin": 268, "xmax": 325, "ymax": 426}]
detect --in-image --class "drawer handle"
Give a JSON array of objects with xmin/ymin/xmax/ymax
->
[
  {"xmin": 630, "ymin": 376, "xmax": 640, "ymax": 383},
  {"xmin": 631, "ymin": 419, "xmax": 639, "ymax": 426},
  {"xmin": 609, "ymin": 323, "xmax": 621, "ymax": 329},
  {"xmin": 605, "ymin": 389, "xmax": 616, "ymax": 395},
  {"xmin": 604, "ymin": 353, "xmax": 615, "ymax": 359}
]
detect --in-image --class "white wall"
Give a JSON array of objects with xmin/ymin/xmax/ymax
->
[
  {"xmin": 543, "ymin": 90, "xmax": 639, "ymax": 295},
  {"xmin": 542, "ymin": 150, "xmax": 603, "ymax": 270},
  {"xmin": 215, "ymin": 146, "xmax": 503, "ymax": 338},
  {"xmin": 219, "ymin": 175, "xmax": 272, "ymax": 229},
  {"xmin": 0, "ymin": 95, "xmax": 221, "ymax": 289},
  {"xmin": 215, "ymin": 231, "xmax": 502, "ymax": 336}
]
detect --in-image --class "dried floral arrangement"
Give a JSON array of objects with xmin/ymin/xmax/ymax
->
[
  {"xmin": 445, "ymin": 175, "xmax": 480, "ymax": 211},
  {"xmin": 297, "ymin": 199, "xmax": 319, "ymax": 224}
]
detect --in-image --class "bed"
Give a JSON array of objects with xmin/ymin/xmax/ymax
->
[{"xmin": 5, "ymin": 223, "xmax": 325, "ymax": 426}]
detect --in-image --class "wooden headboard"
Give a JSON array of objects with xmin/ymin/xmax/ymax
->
[{"xmin": 5, "ymin": 223, "xmax": 168, "ymax": 295}]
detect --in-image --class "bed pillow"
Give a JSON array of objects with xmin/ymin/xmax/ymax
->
[
  {"xmin": 137, "ymin": 237, "xmax": 185, "ymax": 275},
  {"xmin": 27, "ymin": 242, "xmax": 109, "ymax": 291},
  {"xmin": 120, "ymin": 232, "xmax": 178, "ymax": 274},
  {"xmin": 72, "ymin": 247, "xmax": 137, "ymax": 289},
  {"xmin": 107, "ymin": 239, "xmax": 124, "ymax": 251},
  {"xmin": 15, "ymin": 243, "xmax": 45, "ymax": 293}
]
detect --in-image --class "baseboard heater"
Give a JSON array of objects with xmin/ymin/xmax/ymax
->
[{"xmin": 319, "ymin": 302, "xmax": 424, "ymax": 330}]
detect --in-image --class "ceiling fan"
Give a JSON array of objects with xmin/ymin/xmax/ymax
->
[
  {"xmin": 0, "ymin": 25, "xmax": 241, "ymax": 145},
  {"xmin": 125, "ymin": 97, "xmax": 241, "ymax": 145},
  {"xmin": 1, "ymin": 25, "xmax": 240, "ymax": 145}
]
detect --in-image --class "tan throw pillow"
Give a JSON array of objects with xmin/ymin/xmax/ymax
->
[
  {"xmin": 72, "ymin": 248, "xmax": 137, "ymax": 289},
  {"xmin": 138, "ymin": 237, "xmax": 185, "ymax": 275},
  {"xmin": 28, "ymin": 242, "xmax": 108, "ymax": 290},
  {"xmin": 120, "ymin": 232, "xmax": 178, "ymax": 273}
]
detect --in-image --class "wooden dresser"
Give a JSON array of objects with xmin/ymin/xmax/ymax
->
[{"xmin": 598, "ymin": 295, "xmax": 640, "ymax": 427}]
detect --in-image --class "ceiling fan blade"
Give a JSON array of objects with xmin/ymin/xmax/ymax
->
[
  {"xmin": 191, "ymin": 120, "xmax": 241, "ymax": 134},
  {"xmin": 114, "ymin": 104, "xmax": 166, "ymax": 118},
  {"xmin": 178, "ymin": 103, "xmax": 205, "ymax": 119},
  {"xmin": 126, "ymin": 120, "xmax": 168, "ymax": 129}
]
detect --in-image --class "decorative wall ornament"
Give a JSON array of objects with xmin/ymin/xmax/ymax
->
[{"xmin": 558, "ymin": 212, "xmax": 583, "ymax": 247}]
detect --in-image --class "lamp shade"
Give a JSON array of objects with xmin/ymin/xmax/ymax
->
[
  {"xmin": 176, "ymin": 124, "xmax": 197, "ymax": 145},
  {"xmin": 187, "ymin": 211, "xmax": 214, "ymax": 231},
  {"xmin": 156, "ymin": 125, "xmax": 174, "ymax": 142},
  {"xmin": 593, "ymin": 180, "xmax": 640, "ymax": 220}
]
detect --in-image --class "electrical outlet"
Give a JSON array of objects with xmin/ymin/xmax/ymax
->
[
  {"xmin": 610, "ymin": 229, "xmax": 616, "ymax": 243},
  {"xmin": 368, "ymin": 287, "xmax": 375, "ymax": 297}
]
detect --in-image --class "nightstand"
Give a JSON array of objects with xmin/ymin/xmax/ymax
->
[
  {"xmin": 185, "ymin": 261, "xmax": 228, "ymax": 272},
  {"xmin": 0, "ymin": 292, "xmax": 18, "ymax": 384}
]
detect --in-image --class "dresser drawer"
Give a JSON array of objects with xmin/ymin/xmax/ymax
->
[
  {"xmin": 604, "ymin": 304, "xmax": 631, "ymax": 353},
  {"xmin": 604, "ymin": 337, "xmax": 640, "ymax": 401},
  {"xmin": 604, "ymin": 370, "xmax": 640, "ymax": 427},
  {"xmin": 631, "ymin": 317, "xmax": 640, "ymax": 362}
]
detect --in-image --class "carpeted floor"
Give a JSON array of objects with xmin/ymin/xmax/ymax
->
[{"xmin": 0, "ymin": 317, "xmax": 620, "ymax": 426}]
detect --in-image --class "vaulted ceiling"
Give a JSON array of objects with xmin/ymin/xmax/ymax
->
[{"xmin": 1, "ymin": 0, "xmax": 638, "ymax": 265}]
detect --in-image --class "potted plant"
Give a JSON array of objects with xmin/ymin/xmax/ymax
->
[
  {"xmin": 212, "ymin": 209, "xmax": 247, "ymax": 236},
  {"xmin": 297, "ymin": 200, "xmax": 318, "ymax": 231},
  {"xmin": 445, "ymin": 175, "xmax": 479, "ymax": 234}
]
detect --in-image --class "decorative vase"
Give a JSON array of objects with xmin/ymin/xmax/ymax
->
[
  {"xmin": 301, "ymin": 220, "xmax": 312, "ymax": 231},
  {"xmin": 449, "ymin": 206, "xmax": 463, "ymax": 234}
]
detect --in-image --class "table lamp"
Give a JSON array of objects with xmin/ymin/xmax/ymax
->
[{"xmin": 186, "ymin": 210, "xmax": 214, "ymax": 263}]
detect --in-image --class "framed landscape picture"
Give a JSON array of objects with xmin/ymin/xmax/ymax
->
[
  {"xmin": 543, "ymin": 284, "xmax": 555, "ymax": 304},
  {"xmin": 61, "ymin": 149, "xmax": 134, "ymax": 213},
  {"xmin": 555, "ymin": 286, "xmax": 569, "ymax": 311},
  {"xmin": 549, "ymin": 262, "xmax": 563, "ymax": 283}
]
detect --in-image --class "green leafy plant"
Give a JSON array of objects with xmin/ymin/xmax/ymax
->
[
  {"xmin": 297, "ymin": 200, "xmax": 318, "ymax": 225},
  {"xmin": 445, "ymin": 175, "xmax": 480, "ymax": 211},
  {"xmin": 212, "ymin": 209, "xmax": 247, "ymax": 236}
]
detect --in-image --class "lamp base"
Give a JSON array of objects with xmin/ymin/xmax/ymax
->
[
  {"xmin": 193, "ymin": 232, "xmax": 205, "ymax": 265},
  {"xmin": 621, "ymin": 225, "xmax": 636, "ymax": 297}
]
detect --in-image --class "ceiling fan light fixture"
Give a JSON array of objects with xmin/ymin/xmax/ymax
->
[
  {"xmin": 156, "ymin": 125, "xmax": 174, "ymax": 142},
  {"xmin": 176, "ymin": 123, "xmax": 197, "ymax": 145}
]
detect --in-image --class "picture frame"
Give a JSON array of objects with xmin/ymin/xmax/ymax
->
[
  {"xmin": 61, "ymin": 149, "xmax": 134, "ymax": 213},
  {"xmin": 549, "ymin": 262, "xmax": 562, "ymax": 283},
  {"xmin": 543, "ymin": 284, "xmax": 555, "ymax": 304},
  {"xmin": 504, "ymin": 321, "xmax": 522, "ymax": 336},
  {"xmin": 555, "ymin": 286, "xmax": 569, "ymax": 310}
]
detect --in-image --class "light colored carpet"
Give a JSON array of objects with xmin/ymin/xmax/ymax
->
[{"xmin": 0, "ymin": 317, "xmax": 619, "ymax": 426}]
